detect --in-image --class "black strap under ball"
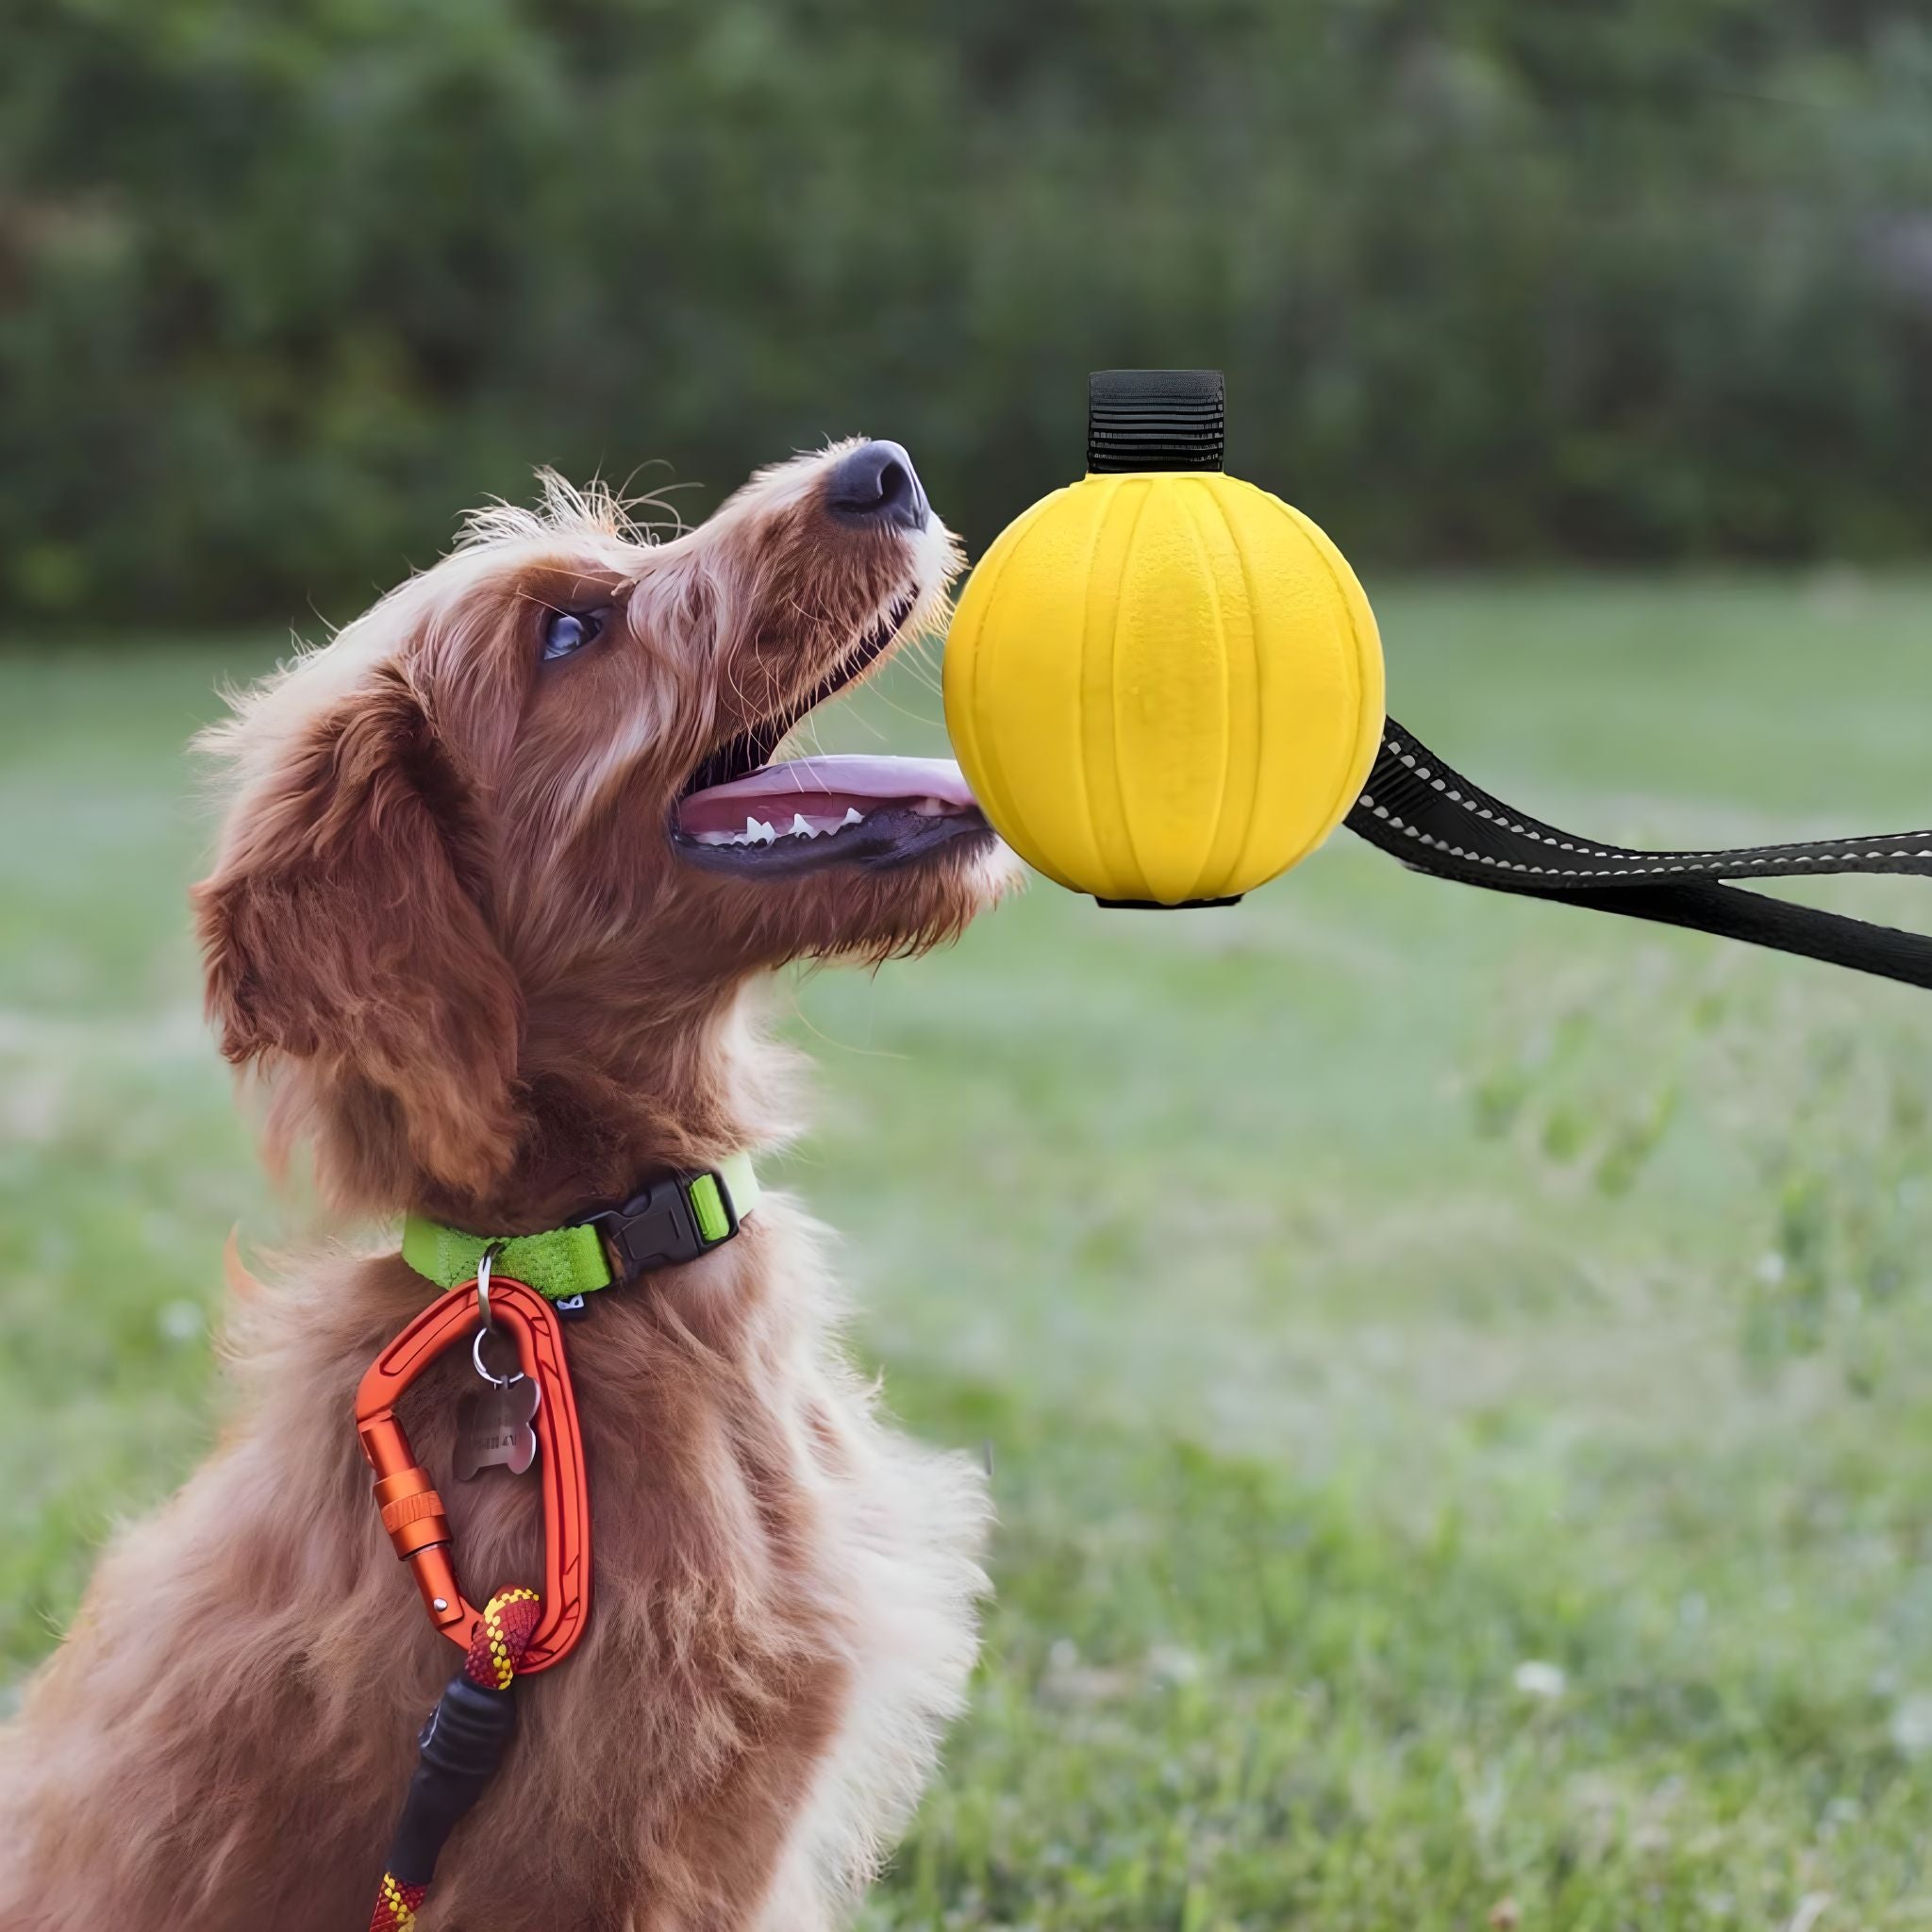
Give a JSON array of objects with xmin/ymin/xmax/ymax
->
[
  {"xmin": 1088, "ymin": 370, "xmax": 1225, "ymax": 473},
  {"xmin": 1346, "ymin": 721, "xmax": 1932, "ymax": 991}
]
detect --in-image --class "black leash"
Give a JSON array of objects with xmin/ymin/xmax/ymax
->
[{"xmin": 1345, "ymin": 724, "xmax": 1932, "ymax": 991}]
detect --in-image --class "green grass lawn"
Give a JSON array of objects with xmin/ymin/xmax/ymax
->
[{"xmin": 8, "ymin": 576, "xmax": 1932, "ymax": 1927}]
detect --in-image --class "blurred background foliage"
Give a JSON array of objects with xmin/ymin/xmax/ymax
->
[
  {"xmin": 13, "ymin": 11, "xmax": 1932, "ymax": 1918},
  {"xmin": 5, "ymin": 0, "xmax": 1932, "ymax": 623}
]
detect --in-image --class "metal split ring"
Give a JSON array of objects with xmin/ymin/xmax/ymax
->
[
  {"xmin": 472, "ymin": 1242, "xmax": 525, "ymax": 1387},
  {"xmin": 471, "ymin": 1326, "xmax": 526, "ymax": 1389}
]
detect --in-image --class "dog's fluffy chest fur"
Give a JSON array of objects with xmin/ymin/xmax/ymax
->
[{"xmin": 0, "ymin": 1197, "xmax": 989, "ymax": 1930}]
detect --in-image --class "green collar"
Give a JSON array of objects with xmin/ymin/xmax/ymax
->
[{"xmin": 401, "ymin": 1152, "xmax": 760, "ymax": 1304}]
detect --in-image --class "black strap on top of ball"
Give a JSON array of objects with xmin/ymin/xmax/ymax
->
[
  {"xmin": 1086, "ymin": 370, "xmax": 1932, "ymax": 989},
  {"xmin": 1088, "ymin": 369, "xmax": 1225, "ymax": 473}
]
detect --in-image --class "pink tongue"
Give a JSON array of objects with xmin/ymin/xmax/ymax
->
[{"xmin": 677, "ymin": 755, "xmax": 976, "ymax": 836}]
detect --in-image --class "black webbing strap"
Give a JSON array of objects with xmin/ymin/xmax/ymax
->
[
  {"xmin": 1088, "ymin": 370, "xmax": 1225, "ymax": 473},
  {"xmin": 1345, "ymin": 721, "xmax": 1932, "ymax": 990}
]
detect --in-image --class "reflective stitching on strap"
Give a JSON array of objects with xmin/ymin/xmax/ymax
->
[{"xmin": 1346, "ymin": 720, "xmax": 1932, "ymax": 991}]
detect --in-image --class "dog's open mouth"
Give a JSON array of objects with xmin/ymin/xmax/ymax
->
[{"xmin": 671, "ymin": 594, "xmax": 992, "ymax": 878}]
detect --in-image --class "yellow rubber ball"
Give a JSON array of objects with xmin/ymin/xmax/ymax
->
[{"xmin": 943, "ymin": 470, "xmax": 1386, "ymax": 905}]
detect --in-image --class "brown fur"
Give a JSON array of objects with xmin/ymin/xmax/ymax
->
[{"xmin": 0, "ymin": 447, "xmax": 1019, "ymax": 1930}]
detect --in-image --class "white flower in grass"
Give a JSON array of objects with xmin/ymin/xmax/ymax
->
[
  {"xmin": 1146, "ymin": 1644, "xmax": 1203, "ymax": 1687},
  {"xmin": 158, "ymin": 1298, "xmax": 205, "ymax": 1343},
  {"xmin": 1512, "ymin": 1659, "xmax": 1567, "ymax": 1700},
  {"xmin": 1890, "ymin": 1693, "xmax": 1932, "ymax": 1757}
]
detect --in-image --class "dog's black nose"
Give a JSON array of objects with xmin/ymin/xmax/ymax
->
[{"xmin": 826, "ymin": 441, "xmax": 929, "ymax": 533}]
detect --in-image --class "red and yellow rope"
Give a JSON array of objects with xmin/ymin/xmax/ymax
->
[
  {"xmin": 467, "ymin": 1586, "xmax": 541, "ymax": 1691},
  {"xmin": 365, "ymin": 1587, "xmax": 541, "ymax": 1932},
  {"xmin": 369, "ymin": 1871, "xmax": 429, "ymax": 1932}
]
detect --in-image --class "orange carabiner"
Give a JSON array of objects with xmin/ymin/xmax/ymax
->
[{"xmin": 354, "ymin": 1277, "xmax": 590, "ymax": 1673}]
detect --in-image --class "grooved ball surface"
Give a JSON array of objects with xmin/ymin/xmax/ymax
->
[{"xmin": 944, "ymin": 472, "xmax": 1384, "ymax": 905}]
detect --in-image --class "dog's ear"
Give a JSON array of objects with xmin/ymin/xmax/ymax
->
[{"xmin": 193, "ymin": 665, "xmax": 523, "ymax": 1194}]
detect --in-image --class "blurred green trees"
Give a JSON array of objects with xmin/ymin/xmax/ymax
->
[{"xmin": 4, "ymin": 0, "xmax": 1930, "ymax": 621}]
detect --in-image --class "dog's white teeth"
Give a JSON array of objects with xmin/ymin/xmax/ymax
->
[
  {"xmin": 693, "ymin": 807, "xmax": 870, "ymax": 849},
  {"xmin": 777, "ymin": 809, "xmax": 862, "ymax": 841},
  {"xmin": 692, "ymin": 816, "xmax": 788, "ymax": 847}
]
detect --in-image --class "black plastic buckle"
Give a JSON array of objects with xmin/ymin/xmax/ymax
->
[{"xmin": 585, "ymin": 1172, "xmax": 739, "ymax": 1284}]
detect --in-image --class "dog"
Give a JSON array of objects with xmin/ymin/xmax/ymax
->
[{"xmin": 0, "ymin": 440, "xmax": 1018, "ymax": 1930}]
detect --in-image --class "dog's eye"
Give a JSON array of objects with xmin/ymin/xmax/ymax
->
[{"xmin": 542, "ymin": 608, "xmax": 607, "ymax": 661}]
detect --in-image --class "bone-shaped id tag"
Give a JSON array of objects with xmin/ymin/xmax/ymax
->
[{"xmin": 455, "ymin": 1333, "xmax": 541, "ymax": 1479}]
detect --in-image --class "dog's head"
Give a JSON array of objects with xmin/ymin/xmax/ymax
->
[{"xmin": 194, "ymin": 441, "xmax": 1015, "ymax": 1219}]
